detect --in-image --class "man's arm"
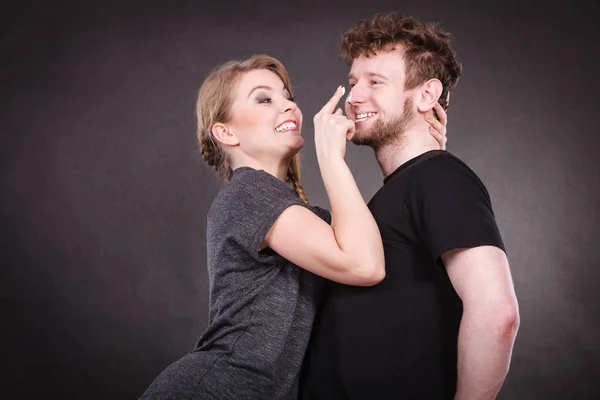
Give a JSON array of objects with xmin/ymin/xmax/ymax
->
[{"xmin": 442, "ymin": 245, "xmax": 519, "ymax": 400}]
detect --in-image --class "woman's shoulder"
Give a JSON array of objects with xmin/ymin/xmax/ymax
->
[{"xmin": 208, "ymin": 167, "xmax": 301, "ymax": 218}]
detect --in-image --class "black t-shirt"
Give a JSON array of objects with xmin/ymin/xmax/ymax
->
[{"xmin": 300, "ymin": 150, "xmax": 505, "ymax": 399}]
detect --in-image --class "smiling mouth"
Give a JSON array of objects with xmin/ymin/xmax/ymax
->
[
  {"xmin": 274, "ymin": 121, "xmax": 298, "ymax": 132},
  {"xmin": 355, "ymin": 112, "xmax": 377, "ymax": 123}
]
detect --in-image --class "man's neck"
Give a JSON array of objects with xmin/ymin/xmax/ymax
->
[{"xmin": 375, "ymin": 131, "xmax": 442, "ymax": 178}]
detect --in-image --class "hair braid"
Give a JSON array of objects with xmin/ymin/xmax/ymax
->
[
  {"xmin": 200, "ymin": 130, "xmax": 233, "ymax": 181},
  {"xmin": 287, "ymin": 167, "xmax": 310, "ymax": 206}
]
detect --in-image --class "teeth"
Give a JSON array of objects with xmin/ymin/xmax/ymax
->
[
  {"xmin": 275, "ymin": 121, "xmax": 297, "ymax": 132},
  {"xmin": 355, "ymin": 112, "xmax": 377, "ymax": 121}
]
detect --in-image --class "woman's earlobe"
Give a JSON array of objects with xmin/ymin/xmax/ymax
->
[{"xmin": 212, "ymin": 123, "xmax": 239, "ymax": 146}]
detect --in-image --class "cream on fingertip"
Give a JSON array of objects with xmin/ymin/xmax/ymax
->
[{"xmin": 340, "ymin": 86, "xmax": 345, "ymax": 96}]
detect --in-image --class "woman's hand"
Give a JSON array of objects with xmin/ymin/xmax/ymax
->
[
  {"xmin": 313, "ymin": 86, "xmax": 355, "ymax": 161},
  {"xmin": 426, "ymin": 102, "xmax": 448, "ymax": 150}
]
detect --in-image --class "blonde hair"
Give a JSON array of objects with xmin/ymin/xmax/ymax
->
[{"xmin": 196, "ymin": 55, "xmax": 309, "ymax": 205}]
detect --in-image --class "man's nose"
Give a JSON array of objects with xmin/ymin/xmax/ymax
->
[{"xmin": 348, "ymin": 83, "xmax": 367, "ymax": 105}]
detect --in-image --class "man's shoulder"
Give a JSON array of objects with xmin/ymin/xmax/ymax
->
[
  {"xmin": 414, "ymin": 150, "xmax": 472, "ymax": 172},
  {"xmin": 405, "ymin": 150, "xmax": 491, "ymax": 203},
  {"xmin": 409, "ymin": 150, "xmax": 481, "ymax": 183}
]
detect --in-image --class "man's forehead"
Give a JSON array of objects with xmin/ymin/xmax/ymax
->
[{"xmin": 348, "ymin": 50, "xmax": 406, "ymax": 78}]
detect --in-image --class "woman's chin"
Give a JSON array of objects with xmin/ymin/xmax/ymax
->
[{"xmin": 287, "ymin": 136, "xmax": 305, "ymax": 153}]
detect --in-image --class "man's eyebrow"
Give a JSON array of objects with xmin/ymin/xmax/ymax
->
[
  {"xmin": 347, "ymin": 72, "xmax": 388, "ymax": 80},
  {"xmin": 367, "ymin": 72, "xmax": 388, "ymax": 79}
]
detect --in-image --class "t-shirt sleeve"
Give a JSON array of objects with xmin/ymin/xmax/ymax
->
[
  {"xmin": 409, "ymin": 155, "xmax": 505, "ymax": 260},
  {"xmin": 310, "ymin": 206, "xmax": 332, "ymax": 225},
  {"xmin": 217, "ymin": 169, "xmax": 308, "ymax": 261}
]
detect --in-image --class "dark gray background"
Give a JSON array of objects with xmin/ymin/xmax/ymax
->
[{"xmin": 2, "ymin": 0, "xmax": 599, "ymax": 398}]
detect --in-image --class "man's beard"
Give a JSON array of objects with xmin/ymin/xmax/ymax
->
[{"xmin": 351, "ymin": 98, "xmax": 414, "ymax": 150}]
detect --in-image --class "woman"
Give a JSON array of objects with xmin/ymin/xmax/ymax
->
[{"xmin": 140, "ymin": 55, "xmax": 447, "ymax": 399}]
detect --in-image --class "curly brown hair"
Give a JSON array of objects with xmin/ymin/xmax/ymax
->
[
  {"xmin": 340, "ymin": 13, "xmax": 462, "ymax": 110},
  {"xmin": 196, "ymin": 55, "xmax": 309, "ymax": 205}
]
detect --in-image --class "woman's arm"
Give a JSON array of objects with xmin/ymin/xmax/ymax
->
[{"xmin": 264, "ymin": 86, "xmax": 385, "ymax": 286}]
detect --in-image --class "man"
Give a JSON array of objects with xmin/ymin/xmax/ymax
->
[{"xmin": 301, "ymin": 13, "xmax": 519, "ymax": 399}]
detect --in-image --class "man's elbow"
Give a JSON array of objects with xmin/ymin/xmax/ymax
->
[{"xmin": 495, "ymin": 301, "xmax": 520, "ymax": 341}]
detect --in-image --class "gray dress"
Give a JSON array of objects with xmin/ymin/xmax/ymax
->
[{"xmin": 140, "ymin": 167, "xmax": 330, "ymax": 400}]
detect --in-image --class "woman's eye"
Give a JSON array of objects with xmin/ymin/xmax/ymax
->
[
  {"xmin": 257, "ymin": 97, "xmax": 272, "ymax": 104},
  {"xmin": 287, "ymin": 97, "xmax": 296, "ymax": 103}
]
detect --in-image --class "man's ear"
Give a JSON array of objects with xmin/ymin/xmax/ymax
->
[
  {"xmin": 416, "ymin": 78, "xmax": 443, "ymax": 113},
  {"xmin": 211, "ymin": 123, "xmax": 239, "ymax": 146}
]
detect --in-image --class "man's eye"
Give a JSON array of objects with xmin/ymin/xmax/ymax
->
[{"xmin": 370, "ymin": 80, "xmax": 381, "ymax": 85}]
